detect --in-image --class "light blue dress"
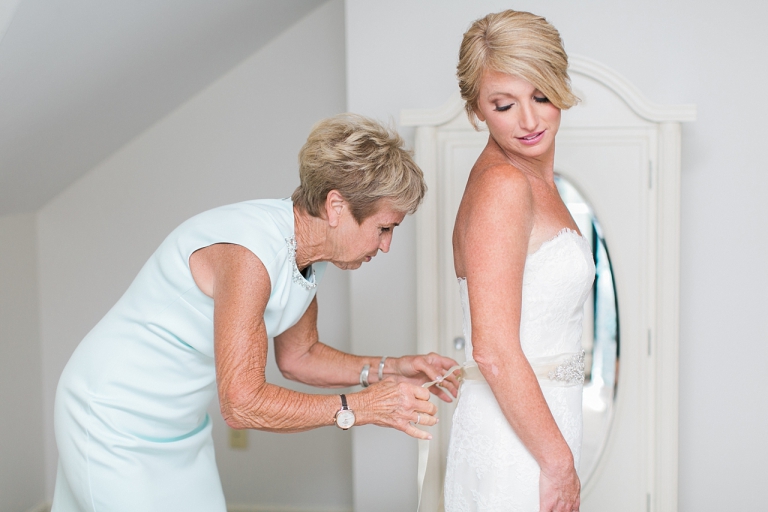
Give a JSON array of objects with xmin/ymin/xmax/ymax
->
[{"xmin": 52, "ymin": 198, "xmax": 326, "ymax": 512}]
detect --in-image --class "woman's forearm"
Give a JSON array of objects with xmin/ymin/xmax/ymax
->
[
  {"xmin": 219, "ymin": 373, "xmax": 436, "ymax": 439},
  {"xmin": 275, "ymin": 339, "xmax": 391, "ymax": 388},
  {"xmin": 220, "ymin": 380, "xmax": 341, "ymax": 431},
  {"xmin": 273, "ymin": 296, "xmax": 394, "ymax": 388},
  {"xmin": 476, "ymin": 348, "xmax": 574, "ymax": 473}
]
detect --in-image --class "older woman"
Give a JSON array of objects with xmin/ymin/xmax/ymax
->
[
  {"xmin": 52, "ymin": 114, "xmax": 459, "ymax": 512},
  {"xmin": 445, "ymin": 11, "xmax": 594, "ymax": 512}
]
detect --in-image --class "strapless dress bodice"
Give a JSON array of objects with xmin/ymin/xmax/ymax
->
[{"xmin": 460, "ymin": 228, "xmax": 596, "ymax": 364}]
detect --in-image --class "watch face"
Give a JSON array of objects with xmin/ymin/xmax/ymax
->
[{"xmin": 336, "ymin": 409, "xmax": 355, "ymax": 429}]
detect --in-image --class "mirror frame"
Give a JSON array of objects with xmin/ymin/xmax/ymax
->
[
  {"xmin": 402, "ymin": 55, "xmax": 695, "ymax": 512},
  {"xmin": 554, "ymin": 173, "xmax": 619, "ymax": 482}
]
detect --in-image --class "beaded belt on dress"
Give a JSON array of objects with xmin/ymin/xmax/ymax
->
[{"xmin": 423, "ymin": 350, "xmax": 586, "ymax": 390}]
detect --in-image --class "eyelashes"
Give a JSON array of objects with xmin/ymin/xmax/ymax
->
[{"xmin": 494, "ymin": 97, "xmax": 550, "ymax": 111}]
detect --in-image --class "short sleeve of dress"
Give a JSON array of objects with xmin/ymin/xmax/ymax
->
[
  {"xmin": 173, "ymin": 199, "xmax": 294, "ymax": 293},
  {"xmin": 160, "ymin": 197, "xmax": 322, "ymax": 337}
]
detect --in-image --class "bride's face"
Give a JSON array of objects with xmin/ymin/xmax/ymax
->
[{"xmin": 473, "ymin": 70, "xmax": 561, "ymax": 160}]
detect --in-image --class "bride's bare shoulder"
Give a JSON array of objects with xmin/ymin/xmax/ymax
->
[
  {"xmin": 464, "ymin": 153, "xmax": 532, "ymax": 209},
  {"xmin": 454, "ymin": 154, "xmax": 534, "ymax": 277},
  {"xmin": 455, "ymin": 149, "xmax": 533, "ymax": 241}
]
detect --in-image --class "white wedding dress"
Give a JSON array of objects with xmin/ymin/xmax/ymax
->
[{"xmin": 444, "ymin": 229, "xmax": 595, "ymax": 512}]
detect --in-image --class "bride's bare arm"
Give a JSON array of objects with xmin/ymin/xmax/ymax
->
[{"xmin": 456, "ymin": 164, "xmax": 580, "ymax": 511}]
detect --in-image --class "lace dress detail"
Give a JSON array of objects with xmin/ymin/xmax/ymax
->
[{"xmin": 444, "ymin": 229, "xmax": 595, "ymax": 512}]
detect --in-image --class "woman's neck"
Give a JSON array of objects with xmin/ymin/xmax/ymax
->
[
  {"xmin": 293, "ymin": 206, "xmax": 329, "ymax": 270},
  {"xmin": 494, "ymin": 138, "xmax": 556, "ymax": 184}
]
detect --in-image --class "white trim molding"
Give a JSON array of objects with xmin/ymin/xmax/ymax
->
[
  {"xmin": 22, "ymin": 502, "xmax": 50, "ymax": 512},
  {"xmin": 569, "ymin": 55, "xmax": 696, "ymax": 123},
  {"xmin": 402, "ymin": 55, "xmax": 694, "ymax": 512},
  {"xmin": 227, "ymin": 505, "xmax": 352, "ymax": 512},
  {"xmin": 19, "ymin": 500, "xmax": 351, "ymax": 512}
]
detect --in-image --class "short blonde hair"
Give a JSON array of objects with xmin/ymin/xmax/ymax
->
[
  {"xmin": 292, "ymin": 114, "xmax": 426, "ymax": 223},
  {"xmin": 457, "ymin": 10, "xmax": 578, "ymax": 128}
]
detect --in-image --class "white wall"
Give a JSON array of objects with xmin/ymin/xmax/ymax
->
[
  {"xmin": 346, "ymin": 1, "xmax": 768, "ymax": 510},
  {"xmin": 37, "ymin": 1, "xmax": 352, "ymax": 509},
  {"xmin": 0, "ymin": 213, "xmax": 45, "ymax": 511},
  {"xmin": 349, "ymin": 220, "xmax": 421, "ymax": 511}
]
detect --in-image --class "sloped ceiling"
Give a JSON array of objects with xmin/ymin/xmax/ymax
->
[{"xmin": 0, "ymin": 0, "xmax": 327, "ymax": 215}]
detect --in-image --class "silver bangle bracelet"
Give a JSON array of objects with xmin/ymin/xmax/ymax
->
[
  {"xmin": 378, "ymin": 356, "xmax": 387, "ymax": 381},
  {"xmin": 360, "ymin": 364, "xmax": 371, "ymax": 388}
]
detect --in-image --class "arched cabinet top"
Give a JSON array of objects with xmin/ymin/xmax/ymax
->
[{"xmin": 401, "ymin": 55, "xmax": 696, "ymax": 128}]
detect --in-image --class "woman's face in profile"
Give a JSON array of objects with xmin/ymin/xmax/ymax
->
[
  {"xmin": 328, "ymin": 202, "xmax": 405, "ymax": 270},
  {"xmin": 473, "ymin": 69, "xmax": 561, "ymax": 160}
]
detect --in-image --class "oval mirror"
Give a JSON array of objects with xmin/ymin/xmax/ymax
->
[{"xmin": 556, "ymin": 174, "xmax": 619, "ymax": 483}]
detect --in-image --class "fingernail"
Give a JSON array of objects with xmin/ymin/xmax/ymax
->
[
  {"xmin": 436, "ymin": 418, "xmax": 440, "ymax": 423},
  {"xmin": 427, "ymin": 435, "xmax": 433, "ymax": 440}
]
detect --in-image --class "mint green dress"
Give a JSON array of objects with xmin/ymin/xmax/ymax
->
[{"xmin": 52, "ymin": 198, "xmax": 326, "ymax": 512}]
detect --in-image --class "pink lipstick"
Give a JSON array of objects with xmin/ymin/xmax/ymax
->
[{"xmin": 517, "ymin": 130, "xmax": 545, "ymax": 145}]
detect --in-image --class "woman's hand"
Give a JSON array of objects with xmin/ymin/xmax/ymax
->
[
  {"xmin": 539, "ymin": 464, "xmax": 581, "ymax": 512},
  {"xmin": 390, "ymin": 353, "xmax": 461, "ymax": 402},
  {"xmin": 351, "ymin": 379, "xmax": 438, "ymax": 440}
]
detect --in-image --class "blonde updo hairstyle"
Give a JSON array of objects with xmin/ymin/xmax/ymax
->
[
  {"xmin": 457, "ymin": 10, "xmax": 578, "ymax": 129},
  {"xmin": 292, "ymin": 114, "xmax": 426, "ymax": 223}
]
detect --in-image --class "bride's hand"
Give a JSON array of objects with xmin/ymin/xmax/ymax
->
[
  {"xmin": 539, "ymin": 465, "xmax": 580, "ymax": 512},
  {"xmin": 390, "ymin": 353, "xmax": 461, "ymax": 402},
  {"xmin": 352, "ymin": 379, "xmax": 438, "ymax": 440}
]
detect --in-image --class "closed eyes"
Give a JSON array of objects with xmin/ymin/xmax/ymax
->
[{"xmin": 494, "ymin": 97, "xmax": 549, "ymax": 111}]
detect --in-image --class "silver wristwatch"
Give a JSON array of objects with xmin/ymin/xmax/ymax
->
[{"xmin": 334, "ymin": 394, "xmax": 355, "ymax": 430}]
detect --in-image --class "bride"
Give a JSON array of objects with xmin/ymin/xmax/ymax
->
[{"xmin": 445, "ymin": 10, "xmax": 595, "ymax": 512}]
